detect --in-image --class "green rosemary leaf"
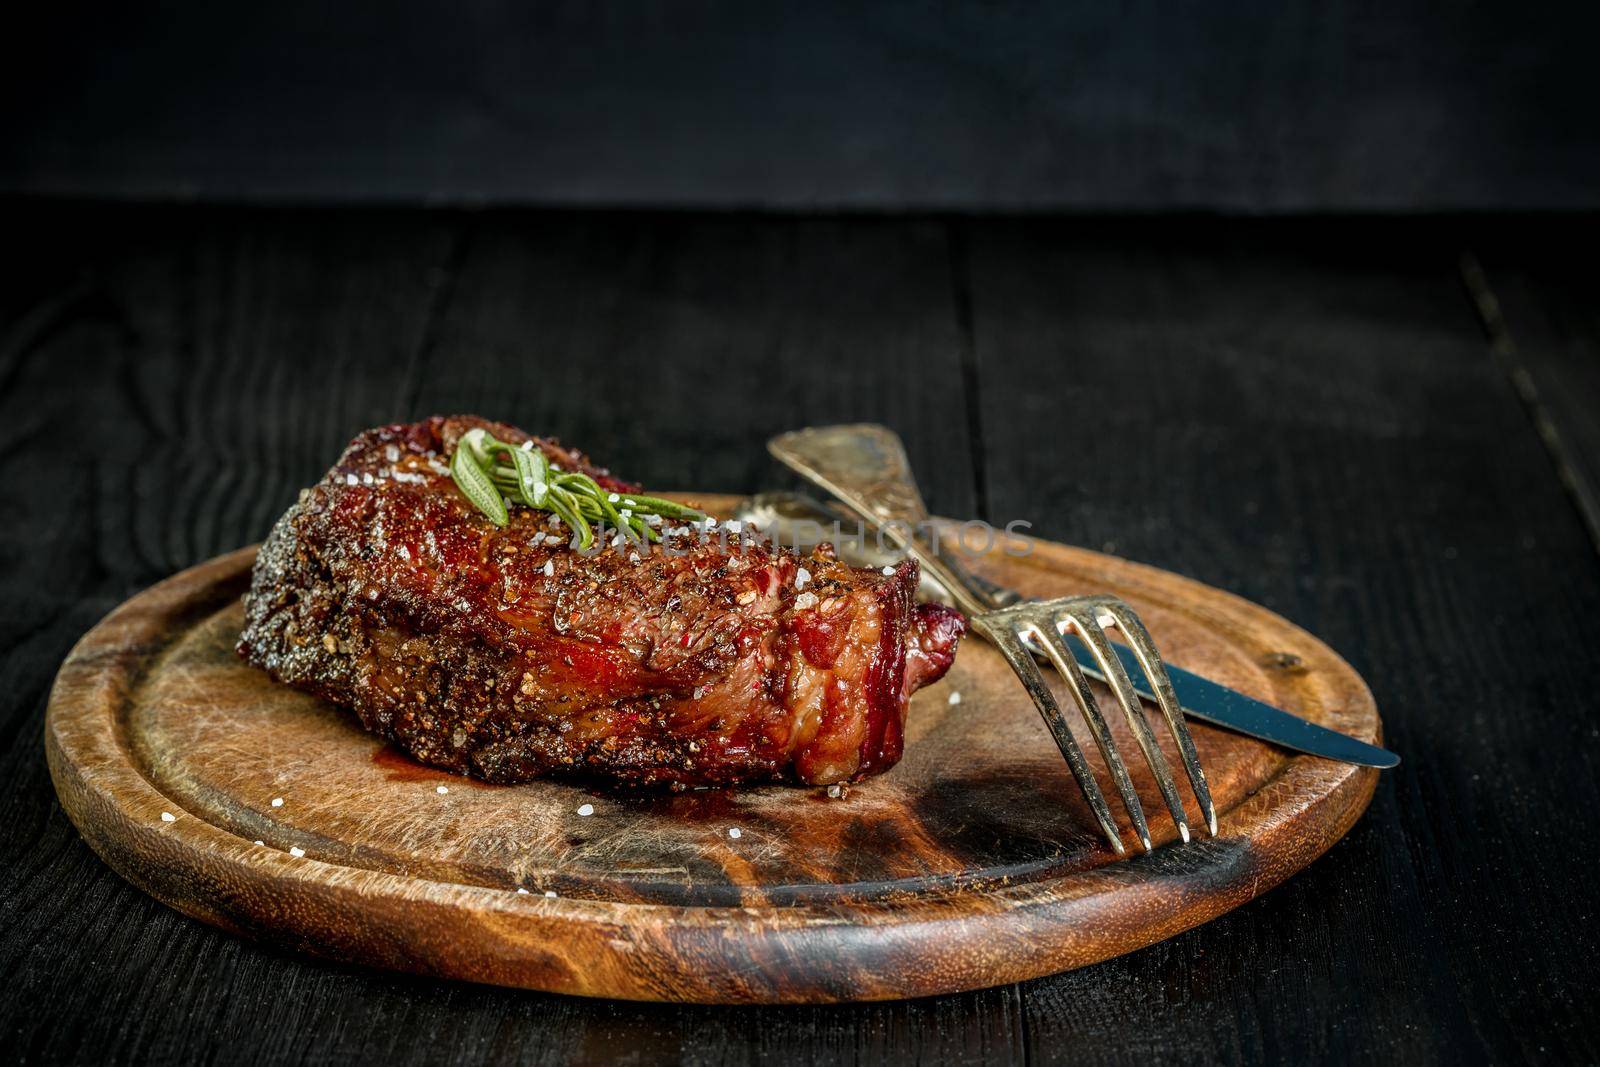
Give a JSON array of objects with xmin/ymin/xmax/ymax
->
[
  {"xmin": 450, "ymin": 443, "xmax": 508, "ymax": 526},
  {"xmin": 458, "ymin": 427, "xmax": 494, "ymax": 468},
  {"xmin": 565, "ymin": 472, "xmax": 626, "ymax": 528},
  {"xmin": 445, "ymin": 428, "xmax": 705, "ymax": 540},
  {"xmin": 610, "ymin": 493, "xmax": 705, "ymax": 520},
  {"xmin": 547, "ymin": 486, "xmax": 593, "ymax": 549},
  {"xmin": 506, "ymin": 446, "xmax": 549, "ymax": 508}
]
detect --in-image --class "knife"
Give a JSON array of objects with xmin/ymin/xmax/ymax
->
[
  {"xmin": 736, "ymin": 486, "xmax": 1398, "ymax": 770},
  {"xmin": 1088, "ymin": 638, "xmax": 1397, "ymax": 768}
]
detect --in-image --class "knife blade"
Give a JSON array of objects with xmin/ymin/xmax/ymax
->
[
  {"xmin": 733, "ymin": 490, "xmax": 1398, "ymax": 769},
  {"xmin": 1069, "ymin": 636, "xmax": 1398, "ymax": 768}
]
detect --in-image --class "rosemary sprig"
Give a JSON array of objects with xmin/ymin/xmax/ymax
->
[{"xmin": 449, "ymin": 427, "xmax": 705, "ymax": 549}]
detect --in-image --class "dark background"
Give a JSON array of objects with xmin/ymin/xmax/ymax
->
[
  {"xmin": 3, "ymin": 5, "xmax": 1599, "ymax": 1066},
  {"xmin": 5, "ymin": 1, "xmax": 1598, "ymax": 210}
]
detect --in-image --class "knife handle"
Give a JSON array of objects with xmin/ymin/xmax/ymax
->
[{"xmin": 767, "ymin": 424, "xmax": 1016, "ymax": 617}]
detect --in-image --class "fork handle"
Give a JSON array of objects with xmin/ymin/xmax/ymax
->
[{"xmin": 767, "ymin": 424, "xmax": 1015, "ymax": 618}]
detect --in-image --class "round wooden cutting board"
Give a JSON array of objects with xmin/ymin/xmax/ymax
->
[{"xmin": 45, "ymin": 496, "xmax": 1381, "ymax": 1003}]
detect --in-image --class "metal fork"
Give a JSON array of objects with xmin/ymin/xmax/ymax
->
[{"xmin": 768, "ymin": 424, "xmax": 1215, "ymax": 855}]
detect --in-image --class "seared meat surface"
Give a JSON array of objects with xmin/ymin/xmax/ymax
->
[{"xmin": 238, "ymin": 417, "xmax": 965, "ymax": 787}]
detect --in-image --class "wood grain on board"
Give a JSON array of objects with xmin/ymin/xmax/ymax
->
[{"xmin": 47, "ymin": 499, "xmax": 1379, "ymax": 1003}]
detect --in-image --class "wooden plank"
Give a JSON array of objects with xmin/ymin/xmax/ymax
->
[
  {"xmin": 4, "ymin": 203, "xmax": 1596, "ymax": 1062},
  {"xmin": 963, "ymin": 216, "xmax": 1600, "ymax": 1063},
  {"xmin": 1463, "ymin": 220, "xmax": 1600, "ymax": 554}
]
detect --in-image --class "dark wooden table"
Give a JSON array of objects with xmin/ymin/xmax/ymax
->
[{"xmin": 3, "ymin": 201, "xmax": 1596, "ymax": 1064}]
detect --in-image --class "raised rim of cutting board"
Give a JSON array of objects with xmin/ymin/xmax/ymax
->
[{"xmin": 45, "ymin": 496, "xmax": 1381, "ymax": 1003}]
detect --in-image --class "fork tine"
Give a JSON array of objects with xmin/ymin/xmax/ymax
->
[
  {"xmin": 1101, "ymin": 601, "xmax": 1218, "ymax": 834},
  {"xmin": 972, "ymin": 616, "xmax": 1128, "ymax": 855},
  {"xmin": 1064, "ymin": 605, "xmax": 1192, "ymax": 843},
  {"xmin": 1027, "ymin": 623, "xmax": 1153, "ymax": 852}
]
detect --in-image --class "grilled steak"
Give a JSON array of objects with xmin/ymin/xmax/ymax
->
[{"xmin": 238, "ymin": 416, "xmax": 965, "ymax": 788}]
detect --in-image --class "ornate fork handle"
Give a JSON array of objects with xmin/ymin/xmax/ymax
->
[{"xmin": 767, "ymin": 424, "xmax": 1020, "ymax": 616}]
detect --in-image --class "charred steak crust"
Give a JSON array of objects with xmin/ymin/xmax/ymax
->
[{"xmin": 238, "ymin": 417, "xmax": 965, "ymax": 788}]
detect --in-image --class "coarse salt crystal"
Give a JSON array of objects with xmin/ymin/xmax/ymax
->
[
  {"xmin": 794, "ymin": 592, "xmax": 818, "ymax": 610},
  {"xmin": 345, "ymin": 473, "xmax": 359, "ymax": 485},
  {"xmin": 544, "ymin": 890, "xmax": 558, "ymax": 898},
  {"xmin": 881, "ymin": 565, "xmax": 896, "ymax": 575},
  {"xmin": 826, "ymin": 784, "xmax": 843, "ymax": 798},
  {"xmin": 362, "ymin": 472, "xmax": 374, "ymax": 485},
  {"xmin": 516, "ymin": 887, "xmax": 529, "ymax": 894},
  {"xmin": 577, "ymin": 803, "xmax": 595, "ymax": 817},
  {"xmin": 521, "ymin": 440, "xmax": 534, "ymax": 451},
  {"xmin": 436, "ymin": 785, "xmax": 449, "ymax": 794},
  {"xmin": 385, "ymin": 444, "xmax": 401, "ymax": 462},
  {"xmin": 253, "ymin": 840, "xmax": 264, "ymax": 846},
  {"xmin": 160, "ymin": 811, "xmax": 175, "ymax": 822},
  {"xmin": 948, "ymin": 691, "xmax": 962, "ymax": 705},
  {"xmin": 544, "ymin": 560, "xmax": 555, "ymax": 577},
  {"xmin": 795, "ymin": 567, "xmax": 811, "ymax": 589},
  {"xmin": 271, "ymin": 797, "xmax": 284, "ymax": 807},
  {"xmin": 289, "ymin": 846, "xmax": 305, "ymax": 858},
  {"xmin": 727, "ymin": 827, "xmax": 742, "ymax": 840},
  {"xmin": 608, "ymin": 493, "xmax": 620, "ymax": 503}
]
